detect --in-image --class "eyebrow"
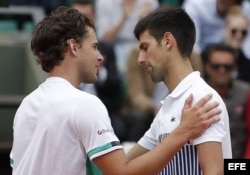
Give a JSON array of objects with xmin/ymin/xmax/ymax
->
[{"xmin": 139, "ymin": 43, "xmax": 146, "ymax": 50}]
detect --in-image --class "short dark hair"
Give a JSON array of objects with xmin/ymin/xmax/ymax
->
[
  {"xmin": 201, "ymin": 43, "xmax": 237, "ymax": 64},
  {"xmin": 31, "ymin": 6, "xmax": 95, "ymax": 72},
  {"xmin": 134, "ymin": 6, "xmax": 196, "ymax": 58}
]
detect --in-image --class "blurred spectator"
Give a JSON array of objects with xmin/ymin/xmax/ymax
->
[
  {"xmin": 71, "ymin": 0, "xmax": 128, "ymax": 142},
  {"xmin": 70, "ymin": 0, "xmax": 95, "ymax": 20},
  {"xmin": 223, "ymin": 5, "xmax": 250, "ymax": 83},
  {"xmin": 201, "ymin": 43, "xmax": 250, "ymax": 158},
  {"xmin": 245, "ymin": 90, "xmax": 250, "ymax": 158},
  {"xmin": 125, "ymin": 45, "xmax": 168, "ymax": 141},
  {"xmin": 183, "ymin": 0, "xmax": 250, "ymax": 58},
  {"xmin": 158, "ymin": 0, "xmax": 184, "ymax": 6},
  {"xmin": 190, "ymin": 51, "xmax": 204, "ymax": 77},
  {"xmin": 0, "ymin": 0, "xmax": 9, "ymax": 7},
  {"xmin": 95, "ymin": 0, "xmax": 159, "ymax": 79},
  {"xmin": 10, "ymin": 0, "xmax": 67, "ymax": 15},
  {"xmin": 124, "ymin": 44, "xmax": 203, "ymax": 141},
  {"xmin": 6, "ymin": 0, "xmax": 66, "ymax": 30}
]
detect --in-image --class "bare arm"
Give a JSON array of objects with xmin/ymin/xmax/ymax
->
[
  {"xmin": 101, "ymin": 16, "xmax": 127, "ymax": 43},
  {"xmin": 93, "ymin": 94, "xmax": 221, "ymax": 175},
  {"xmin": 101, "ymin": 0, "xmax": 133, "ymax": 43},
  {"xmin": 197, "ymin": 142, "xmax": 223, "ymax": 175},
  {"xmin": 126, "ymin": 143, "xmax": 149, "ymax": 161}
]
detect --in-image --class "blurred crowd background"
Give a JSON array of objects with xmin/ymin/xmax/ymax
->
[{"xmin": 1, "ymin": 0, "xmax": 250, "ymax": 174}]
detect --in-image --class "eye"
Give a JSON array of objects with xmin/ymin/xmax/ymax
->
[
  {"xmin": 140, "ymin": 44, "xmax": 148, "ymax": 51},
  {"xmin": 93, "ymin": 44, "xmax": 98, "ymax": 50}
]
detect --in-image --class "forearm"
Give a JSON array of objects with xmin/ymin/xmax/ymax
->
[
  {"xmin": 123, "ymin": 128, "xmax": 188, "ymax": 175},
  {"xmin": 101, "ymin": 17, "xmax": 127, "ymax": 43},
  {"xmin": 96, "ymin": 130, "xmax": 187, "ymax": 175}
]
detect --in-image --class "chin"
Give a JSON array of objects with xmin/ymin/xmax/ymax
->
[
  {"xmin": 84, "ymin": 77, "xmax": 98, "ymax": 84},
  {"xmin": 151, "ymin": 77, "xmax": 161, "ymax": 83}
]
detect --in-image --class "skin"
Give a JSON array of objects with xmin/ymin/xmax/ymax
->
[
  {"xmin": 138, "ymin": 31, "xmax": 193, "ymax": 92},
  {"xmin": 49, "ymin": 27, "xmax": 104, "ymax": 86},
  {"xmin": 127, "ymin": 30, "xmax": 224, "ymax": 175},
  {"xmin": 101, "ymin": 0, "xmax": 153, "ymax": 43},
  {"xmin": 49, "ymin": 26, "xmax": 221, "ymax": 174},
  {"xmin": 216, "ymin": 0, "xmax": 243, "ymax": 17},
  {"xmin": 205, "ymin": 50, "xmax": 237, "ymax": 98},
  {"xmin": 94, "ymin": 93, "xmax": 221, "ymax": 175},
  {"xmin": 224, "ymin": 15, "xmax": 249, "ymax": 49},
  {"xmin": 71, "ymin": 3, "xmax": 95, "ymax": 21}
]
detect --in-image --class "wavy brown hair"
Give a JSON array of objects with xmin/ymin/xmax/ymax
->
[{"xmin": 31, "ymin": 6, "xmax": 95, "ymax": 72}]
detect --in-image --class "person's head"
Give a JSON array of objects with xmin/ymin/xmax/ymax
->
[
  {"xmin": 134, "ymin": 7, "xmax": 195, "ymax": 82},
  {"xmin": 31, "ymin": 6, "xmax": 103, "ymax": 84},
  {"xmin": 201, "ymin": 43, "xmax": 237, "ymax": 87},
  {"xmin": 70, "ymin": 0, "xmax": 95, "ymax": 21},
  {"xmin": 216, "ymin": 0, "xmax": 243, "ymax": 17},
  {"xmin": 224, "ymin": 6, "xmax": 249, "ymax": 49}
]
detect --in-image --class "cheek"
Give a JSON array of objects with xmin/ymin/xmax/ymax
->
[
  {"xmin": 205, "ymin": 66, "xmax": 214, "ymax": 76},
  {"xmin": 225, "ymin": 31, "xmax": 233, "ymax": 41}
]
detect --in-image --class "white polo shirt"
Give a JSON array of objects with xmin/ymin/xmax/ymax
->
[
  {"xmin": 138, "ymin": 72, "xmax": 232, "ymax": 175},
  {"xmin": 10, "ymin": 77, "xmax": 122, "ymax": 175}
]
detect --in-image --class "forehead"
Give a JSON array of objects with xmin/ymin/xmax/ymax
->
[
  {"xmin": 139, "ymin": 30, "xmax": 156, "ymax": 43},
  {"xmin": 210, "ymin": 51, "xmax": 234, "ymax": 62},
  {"xmin": 81, "ymin": 27, "xmax": 97, "ymax": 43},
  {"xmin": 228, "ymin": 16, "xmax": 248, "ymax": 26}
]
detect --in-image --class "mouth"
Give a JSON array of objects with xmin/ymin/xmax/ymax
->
[{"xmin": 145, "ymin": 66, "xmax": 151, "ymax": 73}]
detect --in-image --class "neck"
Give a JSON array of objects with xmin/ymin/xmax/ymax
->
[
  {"xmin": 164, "ymin": 56, "xmax": 193, "ymax": 93},
  {"xmin": 49, "ymin": 65, "xmax": 80, "ymax": 88}
]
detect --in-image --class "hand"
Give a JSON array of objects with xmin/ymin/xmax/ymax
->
[
  {"xmin": 138, "ymin": 1, "xmax": 152, "ymax": 19},
  {"xmin": 122, "ymin": 0, "xmax": 135, "ymax": 20},
  {"xmin": 178, "ymin": 93, "xmax": 221, "ymax": 140}
]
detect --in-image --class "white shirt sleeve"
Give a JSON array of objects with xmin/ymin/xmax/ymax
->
[{"xmin": 73, "ymin": 95, "xmax": 122, "ymax": 160}]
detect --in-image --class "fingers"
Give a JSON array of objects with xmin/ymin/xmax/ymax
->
[
  {"xmin": 202, "ymin": 105, "xmax": 221, "ymax": 125},
  {"xmin": 183, "ymin": 94, "xmax": 193, "ymax": 109},
  {"xmin": 180, "ymin": 93, "xmax": 221, "ymax": 140},
  {"xmin": 203, "ymin": 101, "xmax": 220, "ymax": 113},
  {"xmin": 193, "ymin": 93, "xmax": 213, "ymax": 108}
]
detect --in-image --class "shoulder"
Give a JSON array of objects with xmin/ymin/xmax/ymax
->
[
  {"xmin": 72, "ymin": 91, "xmax": 109, "ymax": 127},
  {"xmin": 77, "ymin": 91, "xmax": 105, "ymax": 108},
  {"xmin": 233, "ymin": 79, "xmax": 250, "ymax": 91}
]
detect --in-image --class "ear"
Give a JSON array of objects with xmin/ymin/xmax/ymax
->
[
  {"xmin": 67, "ymin": 39, "xmax": 78, "ymax": 56},
  {"xmin": 162, "ymin": 32, "xmax": 174, "ymax": 50}
]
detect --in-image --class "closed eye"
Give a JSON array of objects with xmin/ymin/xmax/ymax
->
[
  {"xmin": 139, "ymin": 44, "xmax": 148, "ymax": 51},
  {"xmin": 93, "ymin": 43, "xmax": 99, "ymax": 50}
]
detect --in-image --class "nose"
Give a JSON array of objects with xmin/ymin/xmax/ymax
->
[
  {"xmin": 98, "ymin": 52, "xmax": 104, "ymax": 63},
  {"xmin": 137, "ymin": 51, "xmax": 145, "ymax": 65}
]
